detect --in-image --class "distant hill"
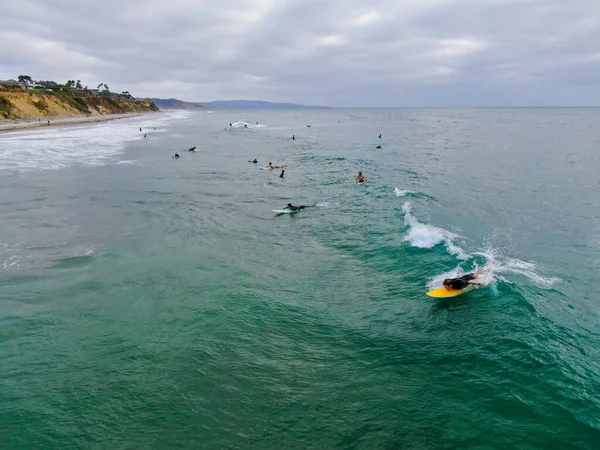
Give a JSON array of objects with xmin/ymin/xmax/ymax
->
[
  {"xmin": 200, "ymin": 100, "xmax": 330, "ymax": 109},
  {"xmin": 151, "ymin": 98, "xmax": 203, "ymax": 109}
]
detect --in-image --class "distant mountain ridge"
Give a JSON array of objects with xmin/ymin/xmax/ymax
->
[
  {"xmin": 151, "ymin": 98, "xmax": 203, "ymax": 109},
  {"xmin": 200, "ymin": 100, "xmax": 331, "ymax": 109}
]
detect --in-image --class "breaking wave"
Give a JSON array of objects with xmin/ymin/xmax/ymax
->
[{"xmin": 401, "ymin": 202, "xmax": 469, "ymax": 259}]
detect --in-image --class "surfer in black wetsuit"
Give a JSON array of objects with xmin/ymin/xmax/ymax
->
[
  {"xmin": 376, "ymin": 145, "xmax": 382, "ymax": 149},
  {"xmin": 248, "ymin": 159, "xmax": 258, "ymax": 163},
  {"xmin": 284, "ymin": 203, "xmax": 312, "ymax": 211},
  {"xmin": 188, "ymin": 146, "xmax": 196, "ymax": 151},
  {"xmin": 174, "ymin": 153, "xmax": 180, "ymax": 159},
  {"xmin": 280, "ymin": 170, "xmax": 284, "ymax": 178},
  {"xmin": 443, "ymin": 273, "xmax": 487, "ymax": 290}
]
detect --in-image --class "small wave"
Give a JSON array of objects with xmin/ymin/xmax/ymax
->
[
  {"xmin": 427, "ymin": 249, "xmax": 559, "ymax": 291},
  {"xmin": 401, "ymin": 202, "xmax": 469, "ymax": 259},
  {"xmin": 394, "ymin": 188, "xmax": 412, "ymax": 197},
  {"xmin": 0, "ymin": 110, "xmax": 186, "ymax": 173}
]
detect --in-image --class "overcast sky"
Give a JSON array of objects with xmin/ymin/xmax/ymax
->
[{"xmin": 1, "ymin": 0, "xmax": 599, "ymax": 106}]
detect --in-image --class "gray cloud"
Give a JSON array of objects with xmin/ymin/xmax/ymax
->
[{"xmin": 1, "ymin": 0, "xmax": 599, "ymax": 106}]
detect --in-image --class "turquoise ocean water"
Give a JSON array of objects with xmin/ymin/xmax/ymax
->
[{"xmin": 1, "ymin": 108, "xmax": 599, "ymax": 448}]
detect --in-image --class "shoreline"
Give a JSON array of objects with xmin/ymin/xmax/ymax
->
[{"xmin": 0, "ymin": 112, "xmax": 155, "ymax": 133}]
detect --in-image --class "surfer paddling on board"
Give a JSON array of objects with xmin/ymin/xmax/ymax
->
[
  {"xmin": 356, "ymin": 172, "xmax": 368, "ymax": 183},
  {"xmin": 283, "ymin": 203, "xmax": 313, "ymax": 211},
  {"xmin": 267, "ymin": 162, "xmax": 284, "ymax": 169},
  {"xmin": 443, "ymin": 273, "xmax": 487, "ymax": 291}
]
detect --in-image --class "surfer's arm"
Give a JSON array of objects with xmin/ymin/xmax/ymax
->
[{"xmin": 468, "ymin": 281, "xmax": 487, "ymax": 287}]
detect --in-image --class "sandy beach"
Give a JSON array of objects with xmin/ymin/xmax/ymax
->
[{"xmin": 0, "ymin": 112, "xmax": 152, "ymax": 133}]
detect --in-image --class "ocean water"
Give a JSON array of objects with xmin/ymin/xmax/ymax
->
[{"xmin": 0, "ymin": 108, "xmax": 599, "ymax": 448}]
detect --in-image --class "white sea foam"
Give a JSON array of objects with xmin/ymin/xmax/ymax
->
[
  {"xmin": 0, "ymin": 110, "xmax": 188, "ymax": 173},
  {"xmin": 394, "ymin": 188, "xmax": 411, "ymax": 197},
  {"xmin": 401, "ymin": 202, "xmax": 470, "ymax": 259},
  {"xmin": 0, "ymin": 241, "xmax": 24, "ymax": 272},
  {"xmin": 230, "ymin": 121, "xmax": 264, "ymax": 129}
]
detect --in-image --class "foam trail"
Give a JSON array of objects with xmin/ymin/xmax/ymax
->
[
  {"xmin": 401, "ymin": 202, "xmax": 469, "ymax": 259},
  {"xmin": 474, "ymin": 249, "xmax": 559, "ymax": 288},
  {"xmin": 394, "ymin": 188, "xmax": 411, "ymax": 197}
]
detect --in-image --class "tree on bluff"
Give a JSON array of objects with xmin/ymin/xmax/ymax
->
[{"xmin": 18, "ymin": 75, "xmax": 32, "ymax": 83}]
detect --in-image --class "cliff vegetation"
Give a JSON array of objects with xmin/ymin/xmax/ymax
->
[{"xmin": 0, "ymin": 76, "xmax": 159, "ymax": 119}]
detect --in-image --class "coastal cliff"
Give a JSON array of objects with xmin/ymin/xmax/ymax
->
[{"xmin": 0, "ymin": 84, "xmax": 159, "ymax": 119}]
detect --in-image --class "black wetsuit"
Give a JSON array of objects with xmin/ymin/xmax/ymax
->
[
  {"xmin": 286, "ymin": 205, "xmax": 310, "ymax": 211},
  {"xmin": 448, "ymin": 274, "xmax": 476, "ymax": 290}
]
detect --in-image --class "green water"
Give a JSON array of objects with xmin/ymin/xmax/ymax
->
[{"xmin": 1, "ymin": 109, "xmax": 599, "ymax": 448}]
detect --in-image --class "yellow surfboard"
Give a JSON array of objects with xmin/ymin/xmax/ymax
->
[{"xmin": 426, "ymin": 285, "xmax": 474, "ymax": 298}]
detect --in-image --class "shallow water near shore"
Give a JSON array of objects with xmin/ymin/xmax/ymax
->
[{"xmin": 1, "ymin": 108, "xmax": 599, "ymax": 448}]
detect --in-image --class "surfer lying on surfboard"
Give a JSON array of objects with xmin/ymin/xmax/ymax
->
[
  {"xmin": 284, "ymin": 203, "xmax": 313, "ymax": 211},
  {"xmin": 443, "ymin": 273, "xmax": 487, "ymax": 291},
  {"xmin": 267, "ymin": 162, "xmax": 287, "ymax": 169}
]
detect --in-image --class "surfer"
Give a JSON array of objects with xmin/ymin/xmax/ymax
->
[
  {"xmin": 356, "ymin": 172, "xmax": 368, "ymax": 183},
  {"xmin": 249, "ymin": 159, "xmax": 258, "ymax": 163},
  {"xmin": 292, "ymin": 135, "xmax": 295, "ymax": 140},
  {"xmin": 267, "ymin": 162, "xmax": 282, "ymax": 169},
  {"xmin": 443, "ymin": 274, "xmax": 487, "ymax": 291},
  {"xmin": 284, "ymin": 203, "xmax": 312, "ymax": 211},
  {"xmin": 188, "ymin": 146, "xmax": 196, "ymax": 152},
  {"xmin": 139, "ymin": 128, "xmax": 142, "ymax": 132},
  {"xmin": 379, "ymin": 133, "xmax": 382, "ymax": 139},
  {"xmin": 174, "ymin": 153, "xmax": 180, "ymax": 159},
  {"xmin": 280, "ymin": 170, "xmax": 285, "ymax": 178},
  {"xmin": 376, "ymin": 145, "xmax": 382, "ymax": 149}
]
